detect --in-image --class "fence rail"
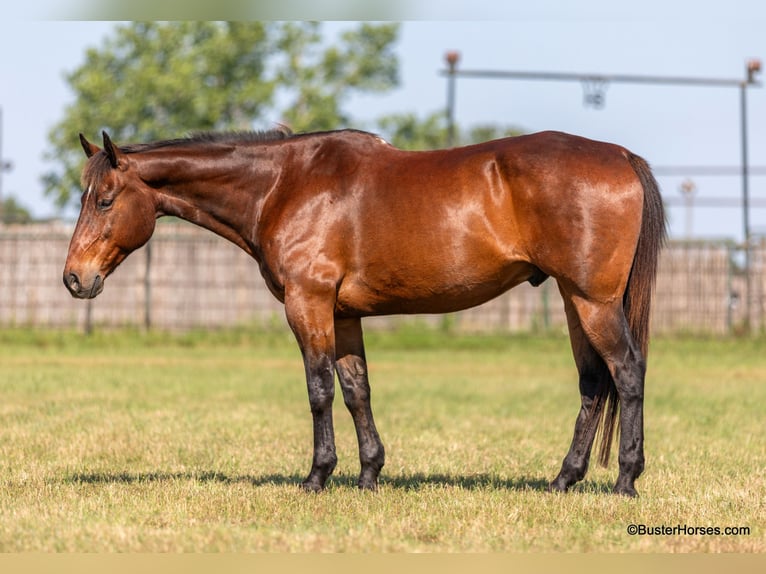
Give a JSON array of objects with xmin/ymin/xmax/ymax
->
[{"xmin": 1, "ymin": 222, "xmax": 764, "ymax": 335}]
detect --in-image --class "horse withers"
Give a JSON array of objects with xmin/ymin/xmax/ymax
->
[{"xmin": 63, "ymin": 128, "xmax": 666, "ymax": 496}]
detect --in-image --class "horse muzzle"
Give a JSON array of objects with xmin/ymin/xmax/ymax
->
[{"xmin": 63, "ymin": 271, "xmax": 104, "ymax": 299}]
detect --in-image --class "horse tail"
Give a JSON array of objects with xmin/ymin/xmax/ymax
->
[{"xmin": 595, "ymin": 153, "xmax": 667, "ymax": 467}]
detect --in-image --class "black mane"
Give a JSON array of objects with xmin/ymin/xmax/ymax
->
[
  {"xmin": 120, "ymin": 126, "xmax": 295, "ymax": 153},
  {"xmin": 81, "ymin": 127, "xmax": 382, "ymax": 190}
]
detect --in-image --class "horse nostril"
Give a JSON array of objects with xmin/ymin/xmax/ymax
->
[{"xmin": 66, "ymin": 272, "xmax": 81, "ymax": 292}]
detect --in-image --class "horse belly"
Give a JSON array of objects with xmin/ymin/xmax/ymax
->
[{"xmin": 335, "ymin": 259, "xmax": 539, "ymax": 317}]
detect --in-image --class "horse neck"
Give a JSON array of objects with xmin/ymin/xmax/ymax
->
[{"xmin": 138, "ymin": 145, "xmax": 281, "ymax": 256}]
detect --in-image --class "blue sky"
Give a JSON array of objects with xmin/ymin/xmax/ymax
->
[{"xmin": 2, "ymin": 1, "xmax": 766, "ymax": 241}]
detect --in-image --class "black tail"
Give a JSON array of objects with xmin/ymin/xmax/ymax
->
[{"xmin": 594, "ymin": 153, "xmax": 667, "ymax": 467}]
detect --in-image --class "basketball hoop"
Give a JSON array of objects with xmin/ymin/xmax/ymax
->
[{"xmin": 582, "ymin": 77, "xmax": 609, "ymax": 109}]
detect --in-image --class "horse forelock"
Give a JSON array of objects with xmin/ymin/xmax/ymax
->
[{"xmin": 80, "ymin": 152, "xmax": 113, "ymax": 193}]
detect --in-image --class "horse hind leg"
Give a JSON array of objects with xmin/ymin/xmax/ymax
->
[
  {"xmin": 334, "ymin": 317, "xmax": 385, "ymax": 490},
  {"xmin": 567, "ymin": 295, "xmax": 646, "ymax": 497},
  {"xmin": 549, "ymin": 294, "xmax": 612, "ymax": 493}
]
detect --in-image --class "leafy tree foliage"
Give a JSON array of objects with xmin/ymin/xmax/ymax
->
[
  {"xmin": 375, "ymin": 111, "xmax": 522, "ymax": 151},
  {"xmin": 276, "ymin": 22, "xmax": 398, "ymax": 131},
  {"xmin": 375, "ymin": 111, "xmax": 449, "ymax": 151},
  {"xmin": 1, "ymin": 196, "xmax": 33, "ymax": 224}
]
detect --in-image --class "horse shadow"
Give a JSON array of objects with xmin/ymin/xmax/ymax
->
[{"xmin": 65, "ymin": 470, "xmax": 613, "ymax": 494}]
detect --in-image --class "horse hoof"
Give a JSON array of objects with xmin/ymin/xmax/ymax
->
[
  {"xmin": 546, "ymin": 476, "xmax": 570, "ymax": 493},
  {"xmin": 613, "ymin": 484, "xmax": 639, "ymax": 497},
  {"xmin": 301, "ymin": 479, "xmax": 324, "ymax": 493},
  {"xmin": 358, "ymin": 479, "xmax": 378, "ymax": 491},
  {"xmin": 358, "ymin": 468, "xmax": 380, "ymax": 491}
]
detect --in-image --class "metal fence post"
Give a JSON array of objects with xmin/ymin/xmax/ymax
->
[{"xmin": 144, "ymin": 240, "xmax": 152, "ymax": 331}]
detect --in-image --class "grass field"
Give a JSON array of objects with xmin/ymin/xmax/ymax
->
[{"xmin": 0, "ymin": 326, "xmax": 763, "ymax": 552}]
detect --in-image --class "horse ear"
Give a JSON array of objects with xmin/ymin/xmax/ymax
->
[
  {"xmin": 101, "ymin": 131, "xmax": 123, "ymax": 169},
  {"xmin": 79, "ymin": 133, "xmax": 101, "ymax": 158}
]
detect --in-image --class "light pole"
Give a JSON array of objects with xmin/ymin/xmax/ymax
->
[
  {"xmin": 445, "ymin": 51, "xmax": 460, "ymax": 148},
  {"xmin": 679, "ymin": 179, "xmax": 697, "ymax": 239},
  {"xmin": 740, "ymin": 59, "xmax": 761, "ymax": 330}
]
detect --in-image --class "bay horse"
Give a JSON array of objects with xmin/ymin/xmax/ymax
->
[{"xmin": 63, "ymin": 128, "xmax": 665, "ymax": 496}]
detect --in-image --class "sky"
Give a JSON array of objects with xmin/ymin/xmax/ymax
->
[{"xmin": 1, "ymin": 1, "xmax": 766, "ymax": 242}]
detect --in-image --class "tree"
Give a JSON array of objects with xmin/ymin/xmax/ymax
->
[
  {"xmin": 375, "ymin": 111, "xmax": 523, "ymax": 151},
  {"xmin": 276, "ymin": 22, "xmax": 398, "ymax": 131},
  {"xmin": 375, "ymin": 111, "xmax": 448, "ymax": 150},
  {"xmin": 43, "ymin": 22, "xmax": 400, "ymax": 209},
  {"xmin": 0, "ymin": 196, "xmax": 33, "ymax": 224}
]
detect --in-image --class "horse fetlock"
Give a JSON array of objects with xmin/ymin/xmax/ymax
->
[{"xmin": 303, "ymin": 456, "xmax": 337, "ymax": 493}]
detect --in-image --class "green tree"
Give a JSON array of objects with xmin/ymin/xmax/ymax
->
[
  {"xmin": 276, "ymin": 22, "xmax": 398, "ymax": 131},
  {"xmin": 43, "ymin": 21, "xmax": 400, "ymax": 209},
  {"xmin": 0, "ymin": 196, "xmax": 33, "ymax": 224},
  {"xmin": 376, "ymin": 111, "xmax": 448, "ymax": 150},
  {"xmin": 376, "ymin": 111, "xmax": 523, "ymax": 151}
]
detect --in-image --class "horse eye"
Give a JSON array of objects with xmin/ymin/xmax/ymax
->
[{"xmin": 97, "ymin": 197, "xmax": 114, "ymax": 210}]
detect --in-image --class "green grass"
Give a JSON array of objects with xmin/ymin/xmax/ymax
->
[{"xmin": 0, "ymin": 327, "xmax": 763, "ymax": 551}]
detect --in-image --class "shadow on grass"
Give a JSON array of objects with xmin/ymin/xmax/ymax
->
[
  {"xmin": 65, "ymin": 470, "xmax": 613, "ymax": 494},
  {"xmin": 65, "ymin": 470, "xmax": 305, "ymax": 487},
  {"xmin": 382, "ymin": 473, "xmax": 613, "ymax": 494}
]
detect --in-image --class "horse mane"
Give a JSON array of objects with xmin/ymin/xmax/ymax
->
[
  {"xmin": 81, "ymin": 127, "xmax": 295, "ymax": 190},
  {"xmin": 120, "ymin": 126, "xmax": 295, "ymax": 153},
  {"xmin": 80, "ymin": 126, "xmax": 382, "ymax": 191},
  {"xmin": 115, "ymin": 126, "xmax": 383, "ymax": 154}
]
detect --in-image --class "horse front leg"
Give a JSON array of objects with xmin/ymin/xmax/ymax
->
[
  {"xmin": 284, "ymin": 288, "xmax": 338, "ymax": 492},
  {"xmin": 335, "ymin": 317, "xmax": 385, "ymax": 490}
]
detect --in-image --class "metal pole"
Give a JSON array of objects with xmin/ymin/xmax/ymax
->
[
  {"xmin": 144, "ymin": 240, "xmax": 152, "ymax": 331},
  {"xmin": 740, "ymin": 80, "xmax": 751, "ymax": 330},
  {"xmin": 441, "ymin": 68, "xmax": 753, "ymax": 88},
  {"xmin": 740, "ymin": 59, "xmax": 761, "ymax": 332},
  {"xmin": 680, "ymin": 179, "xmax": 696, "ymax": 239},
  {"xmin": 445, "ymin": 51, "xmax": 459, "ymax": 148},
  {"xmin": 85, "ymin": 300, "xmax": 93, "ymax": 336}
]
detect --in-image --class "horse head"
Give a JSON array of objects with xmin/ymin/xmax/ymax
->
[{"xmin": 63, "ymin": 132, "xmax": 157, "ymax": 299}]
